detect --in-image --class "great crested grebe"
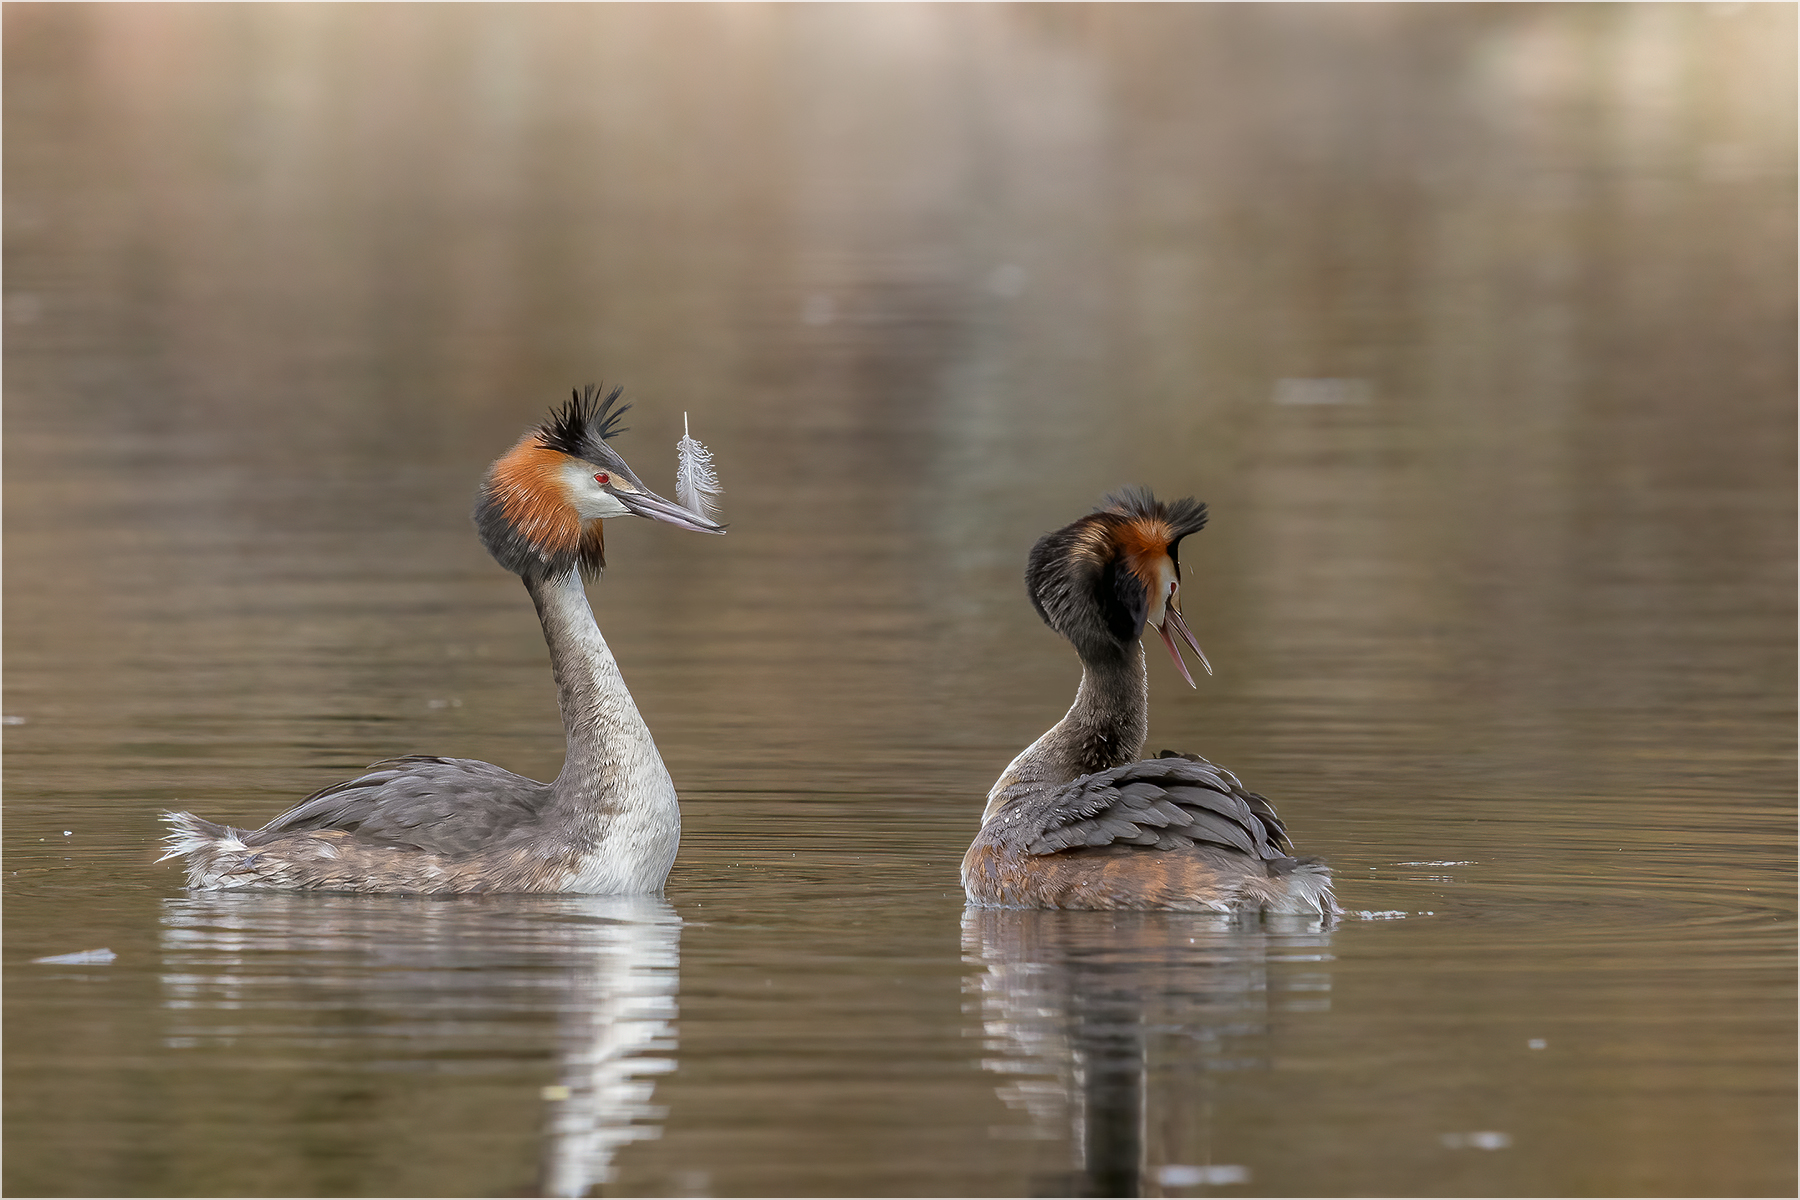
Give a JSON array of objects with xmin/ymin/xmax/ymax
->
[
  {"xmin": 962, "ymin": 487, "xmax": 1336, "ymax": 915},
  {"xmin": 159, "ymin": 387, "xmax": 725, "ymax": 894}
]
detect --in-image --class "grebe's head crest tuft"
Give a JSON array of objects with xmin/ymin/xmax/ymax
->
[
  {"xmin": 474, "ymin": 385, "xmax": 725, "ymax": 583},
  {"xmin": 1095, "ymin": 486, "xmax": 1209, "ymax": 559},
  {"xmin": 1026, "ymin": 487, "xmax": 1211, "ymax": 673},
  {"xmin": 539, "ymin": 385, "xmax": 632, "ymax": 464}
]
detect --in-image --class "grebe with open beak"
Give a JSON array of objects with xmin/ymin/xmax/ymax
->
[{"xmin": 962, "ymin": 487, "xmax": 1336, "ymax": 915}]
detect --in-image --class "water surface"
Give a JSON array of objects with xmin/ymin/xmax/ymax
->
[{"xmin": 6, "ymin": 5, "xmax": 1794, "ymax": 1196}]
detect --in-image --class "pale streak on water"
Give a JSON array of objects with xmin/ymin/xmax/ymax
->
[{"xmin": 5, "ymin": 6, "xmax": 1794, "ymax": 1197}]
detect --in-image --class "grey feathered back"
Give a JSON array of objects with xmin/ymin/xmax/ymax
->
[
  {"xmin": 252, "ymin": 756, "xmax": 552, "ymax": 855},
  {"xmin": 996, "ymin": 753, "xmax": 1290, "ymax": 861}
]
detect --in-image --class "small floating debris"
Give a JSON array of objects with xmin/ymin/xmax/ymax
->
[
  {"xmin": 3, "ymin": 715, "xmax": 26, "ymax": 725},
  {"xmin": 34, "ymin": 948, "xmax": 115, "ymax": 965},
  {"xmin": 1157, "ymin": 1164, "xmax": 1250, "ymax": 1187},
  {"xmin": 1441, "ymin": 1131, "xmax": 1512, "ymax": 1150}
]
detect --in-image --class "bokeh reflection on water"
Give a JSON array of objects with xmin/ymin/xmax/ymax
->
[{"xmin": 5, "ymin": 2, "xmax": 1795, "ymax": 1197}]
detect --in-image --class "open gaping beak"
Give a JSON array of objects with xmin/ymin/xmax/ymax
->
[
  {"xmin": 1154, "ymin": 591, "xmax": 1212, "ymax": 688},
  {"xmin": 614, "ymin": 485, "xmax": 728, "ymax": 535}
]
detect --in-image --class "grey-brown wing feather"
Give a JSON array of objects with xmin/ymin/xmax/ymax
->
[
  {"xmin": 1019, "ymin": 752, "xmax": 1291, "ymax": 860},
  {"xmin": 245, "ymin": 756, "xmax": 551, "ymax": 857}
]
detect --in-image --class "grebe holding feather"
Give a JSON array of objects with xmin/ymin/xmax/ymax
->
[{"xmin": 161, "ymin": 387, "xmax": 724, "ymax": 894}]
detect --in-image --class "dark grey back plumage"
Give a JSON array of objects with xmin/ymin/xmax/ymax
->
[
  {"xmin": 997, "ymin": 751, "xmax": 1291, "ymax": 861},
  {"xmin": 246, "ymin": 756, "xmax": 552, "ymax": 857}
]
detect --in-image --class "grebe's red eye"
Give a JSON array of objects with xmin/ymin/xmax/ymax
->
[{"xmin": 594, "ymin": 473, "xmax": 610, "ymax": 485}]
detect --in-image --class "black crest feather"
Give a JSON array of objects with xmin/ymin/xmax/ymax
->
[
  {"xmin": 1099, "ymin": 485, "xmax": 1208, "ymax": 574},
  {"xmin": 539, "ymin": 385, "xmax": 630, "ymax": 462},
  {"xmin": 1098, "ymin": 486, "xmax": 1208, "ymax": 540}
]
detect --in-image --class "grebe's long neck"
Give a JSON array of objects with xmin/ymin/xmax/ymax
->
[
  {"xmin": 525, "ymin": 568, "xmax": 680, "ymax": 892},
  {"xmin": 981, "ymin": 645, "xmax": 1148, "ymax": 823}
]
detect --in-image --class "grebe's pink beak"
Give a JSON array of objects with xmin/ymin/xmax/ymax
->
[
  {"xmin": 612, "ymin": 484, "xmax": 727, "ymax": 535},
  {"xmin": 1154, "ymin": 595, "xmax": 1212, "ymax": 688}
]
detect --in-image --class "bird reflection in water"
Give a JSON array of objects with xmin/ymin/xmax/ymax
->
[
  {"xmin": 158, "ymin": 893, "xmax": 680, "ymax": 1197},
  {"xmin": 963, "ymin": 908, "xmax": 1332, "ymax": 1197}
]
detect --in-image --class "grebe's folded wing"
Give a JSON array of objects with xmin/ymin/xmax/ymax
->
[
  {"xmin": 248, "ymin": 756, "xmax": 551, "ymax": 856},
  {"xmin": 1020, "ymin": 754, "xmax": 1292, "ymax": 860},
  {"xmin": 1151, "ymin": 749, "xmax": 1289, "ymax": 842}
]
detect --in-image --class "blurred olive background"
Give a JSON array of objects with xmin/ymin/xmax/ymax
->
[{"xmin": 6, "ymin": 5, "xmax": 1794, "ymax": 1197}]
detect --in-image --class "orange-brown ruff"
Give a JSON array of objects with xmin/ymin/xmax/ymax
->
[
  {"xmin": 159, "ymin": 386, "xmax": 726, "ymax": 895},
  {"xmin": 483, "ymin": 438, "xmax": 609, "ymax": 574},
  {"xmin": 961, "ymin": 487, "xmax": 1336, "ymax": 915}
]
